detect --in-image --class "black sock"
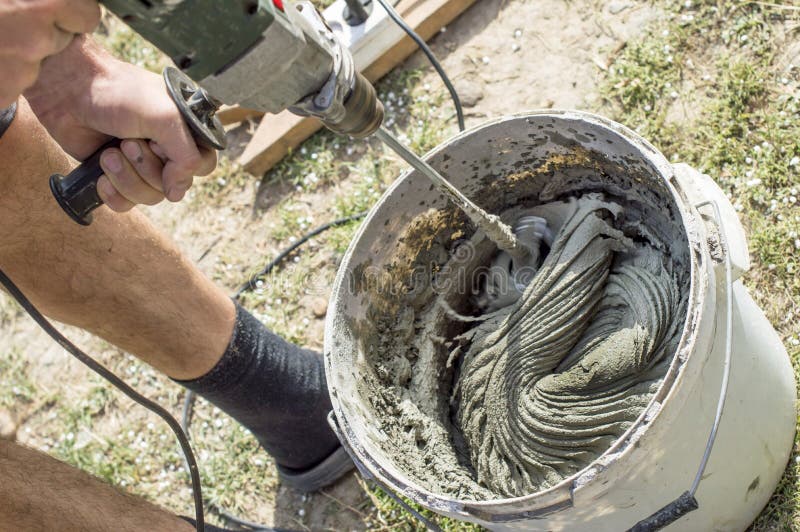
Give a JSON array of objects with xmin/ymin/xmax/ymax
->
[{"xmin": 175, "ymin": 303, "xmax": 340, "ymax": 470}]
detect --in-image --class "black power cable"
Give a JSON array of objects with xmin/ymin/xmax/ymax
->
[
  {"xmin": 375, "ymin": 0, "xmax": 466, "ymax": 132},
  {"xmin": 233, "ymin": 212, "xmax": 367, "ymax": 300},
  {"xmin": 1, "ymin": 7, "xmax": 467, "ymax": 531},
  {"xmin": 0, "ymin": 268, "xmax": 206, "ymax": 532}
]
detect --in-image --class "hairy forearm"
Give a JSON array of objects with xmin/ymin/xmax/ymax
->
[{"xmin": 23, "ymin": 35, "xmax": 113, "ymax": 129}]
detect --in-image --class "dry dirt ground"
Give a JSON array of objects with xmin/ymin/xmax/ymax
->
[{"xmin": 5, "ymin": 0, "xmax": 792, "ymax": 530}]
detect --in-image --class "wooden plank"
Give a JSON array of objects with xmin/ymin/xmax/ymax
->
[
  {"xmin": 239, "ymin": 113, "xmax": 321, "ymax": 175},
  {"xmin": 217, "ymin": 105, "xmax": 263, "ymax": 126},
  {"xmin": 239, "ymin": 0, "xmax": 476, "ymax": 176},
  {"xmin": 363, "ymin": 0, "xmax": 475, "ymax": 82}
]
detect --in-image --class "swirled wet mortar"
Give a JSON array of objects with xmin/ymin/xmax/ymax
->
[
  {"xmin": 350, "ymin": 164, "xmax": 690, "ymax": 501},
  {"xmin": 453, "ymin": 195, "xmax": 684, "ymax": 497}
]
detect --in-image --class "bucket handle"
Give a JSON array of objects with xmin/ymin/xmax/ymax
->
[{"xmin": 628, "ymin": 200, "xmax": 734, "ymax": 532}]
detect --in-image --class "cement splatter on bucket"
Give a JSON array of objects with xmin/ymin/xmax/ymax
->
[{"xmin": 324, "ymin": 111, "xmax": 796, "ymax": 530}]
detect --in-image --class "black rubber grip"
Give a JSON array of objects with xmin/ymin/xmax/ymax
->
[
  {"xmin": 49, "ymin": 138, "xmax": 122, "ymax": 226},
  {"xmin": 627, "ymin": 491, "xmax": 699, "ymax": 532}
]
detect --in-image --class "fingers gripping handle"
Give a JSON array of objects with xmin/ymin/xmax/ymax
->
[
  {"xmin": 49, "ymin": 138, "xmax": 123, "ymax": 226},
  {"xmin": 49, "ymin": 66, "xmax": 227, "ymax": 225}
]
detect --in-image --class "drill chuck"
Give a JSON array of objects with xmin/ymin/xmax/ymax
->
[{"xmin": 322, "ymin": 72, "xmax": 384, "ymax": 138}]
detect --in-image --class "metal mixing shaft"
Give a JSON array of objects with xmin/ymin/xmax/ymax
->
[{"xmin": 375, "ymin": 127, "xmax": 528, "ymax": 261}]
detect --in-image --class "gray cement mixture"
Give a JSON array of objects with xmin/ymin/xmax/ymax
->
[
  {"xmin": 454, "ymin": 195, "xmax": 683, "ymax": 497},
  {"xmin": 351, "ymin": 168, "xmax": 689, "ymax": 501}
]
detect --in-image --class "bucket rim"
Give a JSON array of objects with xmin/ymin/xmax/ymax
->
[{"xmin": 324, "ymin": 109, "xmax": 711, "ymax": 517}]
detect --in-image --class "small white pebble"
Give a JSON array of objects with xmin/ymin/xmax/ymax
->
[
  {"xmin": 740, "ymin": 34, "xmax": 749, "ymax": 42},
  {"xmin": 644, "ymin": 104, "xmax": 652, "ymax": 112},
  {"xmin": 745, "ymin": 157, "xmax": 753, "ymax": 164},
  {"xmin": 782, "ymin": 77, "xmax": 790, "ymax": 85},
  {"xmin": 440, "ymin": 26, "xmax": 446, "ymax": 33},
  {"xmin": 794, "ymin": 239, "xmax": 800, "ymax": 249},
  {"xmin": 514, "ymin": 29, "xmax": 523, "ymax": 38},
  {"xmin": 790, "ymin": 156, "xmax": 800, "ymax": 167},
  {"xmin": 512, "ymin": 43, "xmax": 521, "ymax": 52},
  {"xmin": 482, "ymin": 56, "xmax": 490, "ymax": 65},
  {"xmin": 298, "ymin": 508, "xmax": 306, "ymax": 517},
  {"xmin": 746, "ymin": 178, "xmax": 762, "ymax": 187},
  {"xmin": 670, "ymin": 91, "xmax": 679, "ymax": 99},
  {"xmin": 734, "ymin": 202, "xmax": 744, "ymax": 212},
  {"xmin": 214, "ymin": 419, "xmax": 223, "ymax": 428},
  {"xmin": 768, "ymin": 263, "xmax": 777, "ymax": 271}
]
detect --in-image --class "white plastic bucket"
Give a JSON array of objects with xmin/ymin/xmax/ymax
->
[{"xmin": 324, "ymin": 111, "xmax": 797, "ymax": 530}]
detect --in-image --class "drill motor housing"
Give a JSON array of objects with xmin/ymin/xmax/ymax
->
[{"xmin": 102, "ymin": 0, "xmax": 383, "ymax": 137}]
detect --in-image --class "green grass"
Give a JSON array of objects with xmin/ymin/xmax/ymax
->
[
  {"xmin": 601, "ymin": 1, "xmax": 800, "ymax": 528},
  {"xmin": 0, "ymin": 347, "xmax": 38, "ymax": 408}
]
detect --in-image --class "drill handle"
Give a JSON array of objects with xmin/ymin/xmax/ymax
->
[
  {"xmin": 49, "ymin": 67, "xmax": 227, "ymax": 226},
  {"xmin": 49, "ymin": 139, "xmax": 122, "ymax": 226}
]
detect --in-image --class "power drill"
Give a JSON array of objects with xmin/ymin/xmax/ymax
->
[{"xmin": 51, "ymin": 0, "xmax": 385, "ymax": 225}]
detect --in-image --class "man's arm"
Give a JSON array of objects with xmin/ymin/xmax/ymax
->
[
  {"xmin": 24, "ymin": 36, "xmax": 217, "ymax": 210},
  {"xmin": 0, "ymin": 0, "xmax": 216, "ymax": 211},
  {"xmin": 0, "ymin": 0, "xmax": 101, "ymax": 107}
]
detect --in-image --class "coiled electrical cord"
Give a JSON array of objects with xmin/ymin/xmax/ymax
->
[{"xmin": 376, "ymin": 0, "xmax": 466, "ymax": 132}]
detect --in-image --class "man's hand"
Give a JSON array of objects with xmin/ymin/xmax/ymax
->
[
  {"xmin": 0, "ymin": 0, "xmax": 101, "ymax": 107},
  {"xmin": 25, "ymin": 37, "xmax": 217, "ymax": 211}
]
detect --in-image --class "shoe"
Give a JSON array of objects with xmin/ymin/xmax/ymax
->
[{"xmin": 276, "ymin": 445, "xmax": 354, "ymax": 492}]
